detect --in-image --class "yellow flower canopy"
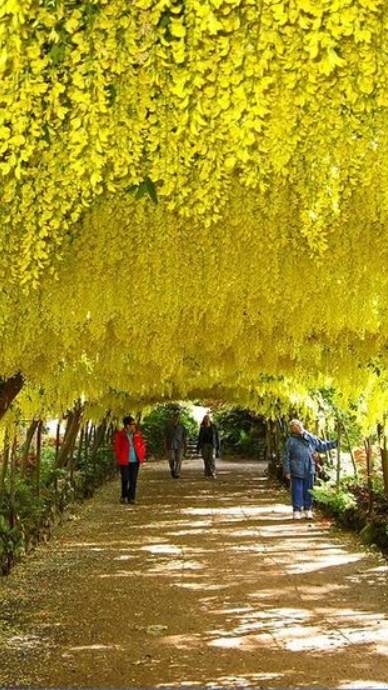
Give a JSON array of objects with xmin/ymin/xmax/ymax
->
[{"xmin": 0, "ymin": 0, "xmax": 387, "ymax": 421}]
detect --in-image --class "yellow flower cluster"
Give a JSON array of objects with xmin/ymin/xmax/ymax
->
[{"xmin": 0, "ymin": 0, "xmax": 387, "ymax": 426}]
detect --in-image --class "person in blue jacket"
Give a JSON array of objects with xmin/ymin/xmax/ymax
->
[{"xmin": 283, "ymin": 418, "xmax": 337, "ymax": 520}]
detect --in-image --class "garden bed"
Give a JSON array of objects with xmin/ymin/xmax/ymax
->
[{"xmin": 313, "ymin": 480, "xmax": 388, "ymax": 555}]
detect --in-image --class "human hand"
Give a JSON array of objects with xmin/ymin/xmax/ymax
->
[{"xmin": 285, "ymin": 473, "xmax": 291, "ymax": 481}]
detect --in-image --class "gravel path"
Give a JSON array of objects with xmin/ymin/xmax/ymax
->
[{"xmin": 0, "ymin": 458, "xmax": 388, "ymax": 689}]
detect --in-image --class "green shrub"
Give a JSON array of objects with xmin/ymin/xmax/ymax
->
[
  {"xmin": 0, "ymin": 443, "xmax": 116, "ymax": 574},
  {"xmin": 312, "ymin": 480, "xmax": 357, "ymax": 513},
  {"xmin": 213, "ymin": 407, "xmax": 266, "ymax": 457},
  {"xmin": 0, "ymin": 515, "xmax": 24, "ymax": 575}
]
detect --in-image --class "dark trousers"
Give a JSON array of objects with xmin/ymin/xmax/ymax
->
[
  {"xmin": 201, "ymin": 443, "xmax": 216, "ymax": 477},
  {"xmin": 120, "ymin": 463, "xmax": 140, "ymax": 501},
  {"xmin": 291, "ymin": 475, "xmax": 314, "ymax": 510},
  {"xmin": 168, "ymin": 447, "xmax": 184, "ymax": 477}
]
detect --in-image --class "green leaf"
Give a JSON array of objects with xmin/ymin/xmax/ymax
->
[
  {"xmin": 126, "ymin": 185, "xmax": 139, "ymax": 196},
  {"xmin": 105, "ymin": 83, "xmax": 117, "ymax": 107},
  {"xmin": 135, "ymin": 182, "xmax": 147, "ymax": 200},
  {"xmin": 48, "ymin": 43, "xmax": 66, "ymax": 66},
  {"xmin": 144, "ymin": 176, "xmax": 158, "ymax": 204}
]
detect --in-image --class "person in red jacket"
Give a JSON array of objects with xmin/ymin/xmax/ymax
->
[{"xmin": 114, "ymin": 416, "xmax": 146, "ymax": 505}]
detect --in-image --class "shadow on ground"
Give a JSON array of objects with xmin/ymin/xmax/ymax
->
[{"xmin": 0, "ymin": 458, "xmax": 388, "ymax": 689}]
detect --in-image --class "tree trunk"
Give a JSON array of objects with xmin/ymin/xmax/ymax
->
[
  {"xmin": 56, "ymin": 405, "xmax": 83, "ymax": 469},
  {"xmin": 90, "ymin": 416, "xmax": 109, "ymax": 463},
  {"xmin": 21, "ymin": 419, "xmax": 39, "ymax": 477},
  {"xmin": 90, "ymin": 424, "xmax": 96, "ymax": 449},
  {"xmin": 265, "ymin": 419, "xmax": 278, "ymax": 475},
  {"xmin": 35, "ymin": 421, "xmax": 42, "ymax": 497},
  {"xmin": 106, "ymin": 422, "xmax": 115, "ymax": 446},
  {"xmin": 341, "ymin": 421, "xmax": 358, "ymax": 479},
  {"xmin": 55, "ymin": 421, "xmax": 61, "ymax": 463},
  {"xmin": 83, "ymin": 421, "xmax": 90, "ymax": 458},
  {"xmin": 0, "ymin": 428, "xmax": 10, "ymax": 494},
  {"xmin": 265, "ymin": 419, "xmax": 272, "ymax": 465},
  {"xmin": 364, "ymin": 436, "xmax": 374, "ymax": 514},
  {"xmin": 76, "ymin": 426, "xmax": 85, "ymax": 469},
  {"xmin": 9, "ymin": 434, "xmax": 18, "ymax": 529},
  {"xmin": 272, "ymin": 420, "xmax": 281, "ymax": 468},
  {"xmin": 377, "ymin": 420, "xmax": 388, "ymax": 498},
  {"xmin": 323, "ymin": 426, "xmax": 334, "ymax": 467},
  {"xmin": 0, "ymin": 373, "xmax": 24, "ymax": 422},
  {"xmin": 336, "ymin": 424, "xmax": 342, "ymax": 489}
]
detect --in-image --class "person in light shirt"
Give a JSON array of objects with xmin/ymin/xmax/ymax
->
[{"xmin": 283, "ymin": 418, "xmax": 337, "ymax": 520}]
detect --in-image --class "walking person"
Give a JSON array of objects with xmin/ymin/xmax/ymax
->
[
  {"xmin": 283, "ymin": 418, "xmax": 337, "ymax": 520},
  {"xmin": 197, "ymin": 414, "xmax": 220, "ymax": 479},
  {"xmin": 165, "ymin": 410, "xmax": 187, "ymax": 478},
  {"xmin": 114, "ymin": 416, "xmax": 146, "ymax": 504}
]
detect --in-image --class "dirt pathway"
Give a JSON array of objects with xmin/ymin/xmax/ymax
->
[{"xmin": 1, "ymin": 458, "xmax": 388, "ymax": 689}]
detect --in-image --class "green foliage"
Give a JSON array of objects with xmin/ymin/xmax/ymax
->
[
  {"xmin": 315, "ymin": 387, "xmax": 364, "ymax": 447},
  {"xmin": 127, "ymin": 177, "xmax": 158, "ymax": 204},
  {"xmin": 313, "ymin": 475, "xmax": 388, "ymax": 553},
  {"xmin": 141, "ymin": 403, "xmax": 198, "ymax": 456},
  {"xmin": 75, "ymin": 447, "xmax": 116, "ymax": 497},
  {"xmin": 0, "ymin": 515, "xmax": 24, "ymax": 575},
  {"xmin": 0, "ymin": 438, "xmax": 116, "ymax": 575},
  {"xmin": 0, "ymin": 478, "xmax": 47, "ymax": 535},
  {"xmin": 213, "ymin": 407, "xmax": 266, "ymax": 457},
  {"xmin": 313, "ymin": 480, "xmax": 357, "ymax": 514}
]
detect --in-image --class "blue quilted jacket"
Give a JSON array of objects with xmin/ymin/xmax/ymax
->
[{"xmin": 283, "ymin": 432, "xmax": 337, "ymax": 479}]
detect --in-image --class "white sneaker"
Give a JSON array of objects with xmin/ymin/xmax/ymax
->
[
  {"xmin": 293, "ymin": 511, "xmax": 303, "ymax": 520},
  {"xmin": 305, "ymin": 510, "xmax": 313, "ymax": 520}
]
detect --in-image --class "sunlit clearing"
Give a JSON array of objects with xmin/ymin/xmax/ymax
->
[
  {"xmin": 148, "ymin": 559, "xmax": 204, "ymax": 572},
  {"xmin": 208, "ymin": 673, "xmax": 283, "ymax": 686},
  {"xmin": 161, "ymin": 633, "xmax": 202, "ymax": 650},
  {"xmin": 287, "ymin": 551, "xmax": 363, "ymax": 575},
  {"xmin": 113, "ymin": 554, "xmax": 135, "ymax": 561},
  {"xmin": 140, "ymin": 544, "xmax": 181, "ymax": 554},
  {"xmin": 175, "ymin": 582, "xmax": 229, "ymax": 590},
  {"xmin": 206, "ymin": 604, "xmax": 388, "ymax": 655},
  {"xmin": 68, "ymin": 644, "xmax": 123, "ymax": 652},
  {"xmin": 338, "ymin": 682, "xmax": 388, "ymax": 689},
  {"xmin": 181, "ymin": 504, "xmax": 290, "ymax": 517}
]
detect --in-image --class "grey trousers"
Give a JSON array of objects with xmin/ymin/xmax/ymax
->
[
  {"xmin": 169, "ymin": 447, "xmax": 184, "ymax": 477},
  {"xmin": 201, "ymin": 443, "xmax": 216, "ymax": 477}
]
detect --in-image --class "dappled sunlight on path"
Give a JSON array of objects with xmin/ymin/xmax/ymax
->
[{"xmin": 0, "ymin": 458, "xmax": 388, "ymax": 688}]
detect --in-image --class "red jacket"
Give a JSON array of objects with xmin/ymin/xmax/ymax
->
[{"xmin": 114, "ymin": 429, "xmax": 146, "ymax": 465}]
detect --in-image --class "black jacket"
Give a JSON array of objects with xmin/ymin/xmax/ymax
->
[{"xmin": 197, "ymin": 424, "xmax": 220, "ymax": 454}]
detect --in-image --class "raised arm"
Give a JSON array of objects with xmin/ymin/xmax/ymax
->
[{"xmin": 311, "ymin": 435, "xmax": 337, "ymax": 453}]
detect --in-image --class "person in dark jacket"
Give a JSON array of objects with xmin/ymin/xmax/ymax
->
[
  {"xmin": 114, "ymin": 416, "xmax": 146, "ymax": 505},
  {"xmin": 165, "ymin": 411, "xmax": 188, "ymax": 479},
  {"xmin": 283, "ymin": 418, "xmax": 337, "ymax": 520},
  {"xmin": 197, "ymin": 414, "xmax": 220, "ymax": 479}
]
